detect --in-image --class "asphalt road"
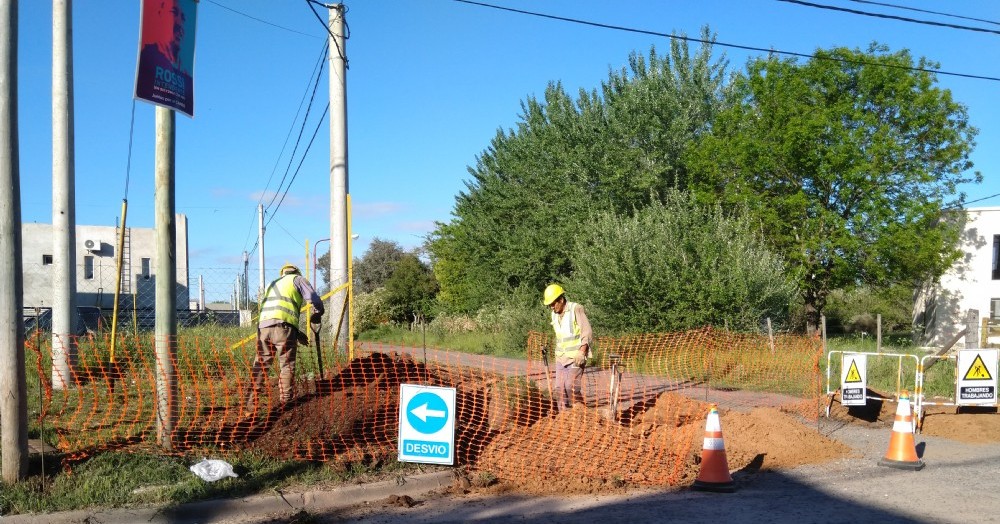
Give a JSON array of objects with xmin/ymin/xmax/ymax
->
[{"xmin": 320, "ymin": 419, "xmax": 1000, "ymax": 524}]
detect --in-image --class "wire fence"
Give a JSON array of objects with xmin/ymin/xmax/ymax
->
[{"xmin": 24, "ymin": 325, "xmax": 823, "ymax": 488}]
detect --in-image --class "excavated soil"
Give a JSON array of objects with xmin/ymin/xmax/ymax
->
[{"xmin": 232, "ymin": 354, "xmax": 1000, "ymax": 495}]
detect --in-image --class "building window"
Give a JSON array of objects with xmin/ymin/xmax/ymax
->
[
  {"xmin": 141, "ymin": 258, "xmax": 151, "ymax": 280},
  {"xmin": 84, "ymin": 256, "xmax": 94, "ymax": 279},
  {"xmin": 994, "ymin": 235, "xmax": 1000, "ymax": 280},
  {"xmin": 993, "ymin": 299, "xmax": 1000, "ymax": 321},
  {"xmin": 42, "ymin": 254, "xmax": 53, "ymax": 265}
]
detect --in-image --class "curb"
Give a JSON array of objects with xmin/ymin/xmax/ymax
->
[{"xmin": 3, "ymin": 470, "xmax": 455, "ymax": 524}]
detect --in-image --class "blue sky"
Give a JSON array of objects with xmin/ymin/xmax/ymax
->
[{"xmin": 16, "ymin": 0, "xmax": 1000, "ymax": 294}]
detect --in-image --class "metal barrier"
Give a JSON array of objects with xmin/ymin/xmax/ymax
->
[
  {"xmin": 825, "ymin": 350, "xmax": 919, "ymax": 416},
  {"xmin": 916, "ymin": 352, "xmax": 999, "ymax": 432}
]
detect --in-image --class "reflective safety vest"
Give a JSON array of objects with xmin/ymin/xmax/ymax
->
[
  {"xmin": 551, "ymin": 301, "xmax": 583, "ymax": 359},
  {"xmin": 259, "ymin": 274, "xmax": 304, "ymax": 326}
]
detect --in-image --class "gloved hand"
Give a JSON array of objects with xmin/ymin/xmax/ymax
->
[
  {"xmin": 573, "ymin": 352, "xmax": 587, "ymax": 368},
  {"xmin": 310, "ymin": 313, "xmax": 323, "ymax": 325},
  {"xmin": 296, "ymin": 330, "xmax": 309, "ymax": 345}
]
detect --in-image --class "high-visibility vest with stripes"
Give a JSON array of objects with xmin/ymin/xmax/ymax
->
[
  {"xmin": 259, "ymin": 274, "xmax": 304, "ymax": 326},
  {"xmin": 551, "ymin": 301, "xmax": 583, "ymax": 359}
]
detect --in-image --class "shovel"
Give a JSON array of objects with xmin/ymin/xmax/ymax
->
[
  {"xmin": 311, "ymin": 321, "xmax": 324, "ymax": 380},
  {"xmin": 541, "ymin": 344, "xmax": 554, "ymax": 407}
]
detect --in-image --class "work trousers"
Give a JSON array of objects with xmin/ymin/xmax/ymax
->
[
  {"xmin": 248, "ymin": 323, "xmax": 298, "ymax": 405},
  {"xmin": 554, "ymin": 359, "xmax": 585, "ymax": 412}
]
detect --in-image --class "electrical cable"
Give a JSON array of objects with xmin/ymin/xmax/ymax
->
[
  {"xmin": 123, "ymin": 99, "xmax": 136, "ymax": 201},
  {"xmin": 778, "ymin": 0, "xmax": 1000, "ymax": 36},
  {"xmin": 205, "ymin": 0, "xmax": 321, "ymax": 39},
  {"xmin": 453, "ymin": 0, "xmax": 1000, "ymax": 82},
  {"xmin": 265, "ymin": 104, "xmax": 331, "ymax": 229},
  {"xmin": 306, "ymin": 0, "xmax": 349, "ymax": 66},
  {"xmin": 849, "ymin": 0, "xmax": 1000, "ymax": 26},
  {"xmin": 242, "ymin": 40, "xmax": 328, "ymax": 253},
  {"xmin": 264, "ymin": 48, "xmax": 327, "ymax": 214}
]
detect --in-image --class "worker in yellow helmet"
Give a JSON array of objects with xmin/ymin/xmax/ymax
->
[
  {"xmin": 543, "ymin": 283, "xmax": 592, "ymax": 413},
  {"xmin": 246, "ymin": 263, "xmax": 324, "ymax": 417}
]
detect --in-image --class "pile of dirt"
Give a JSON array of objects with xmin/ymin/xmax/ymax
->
[{"xmin": 233, "ymin": 352, "xmax": 1000, "ymax": 496}]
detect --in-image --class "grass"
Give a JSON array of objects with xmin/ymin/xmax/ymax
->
[
  {"xmin": 823, "ymin": 335, "xmax": 956, "ymax": 399},
  {"xmin": 0, "ymin": 449, "xmax": 421, "ymax": 516}
]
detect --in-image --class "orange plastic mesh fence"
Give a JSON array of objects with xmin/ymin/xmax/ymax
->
[{"xmin": 26, "ymin": 326, "xmax": 822, "ymax": 487}]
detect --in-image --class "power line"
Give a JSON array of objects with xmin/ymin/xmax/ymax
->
[
  {"xmin": 849, "ymin": 0, "xmax": 1000, "ymax": 27},
  {"xmin": 266, "ymin": 104, "xmax": 331, "ymax": 230},
  {"xmin": 453, "ymin": 0, "xmax": 1000, "ymax": 82},
  {"xmin": 204, "ymin": 0, "xmax": 321, "ymax": 39},
  {"xmin": 778, "ymin": 0, "xmax": 1000, "ymax": 36},
  {"xmin": 243, "ymin": 40, "xmax": 328, "ymax": 253},
  {"xmin": 264, "ymin": 43, "xmax": 328, "ymax": 214},
  {"xmin": 306, "ymin": 0, "xmax": 349, "ymax": 66}
]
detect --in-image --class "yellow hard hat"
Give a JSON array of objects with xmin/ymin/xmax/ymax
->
[
  {"xmin": 280, "ymin": 263, "xmax": 301, "ymax": 276},
  {"xmin": 542, "ymin": 284, "xmax": 565, "ymax": 306}
]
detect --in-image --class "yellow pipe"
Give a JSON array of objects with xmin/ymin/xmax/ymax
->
[
  {"xmin": 109, "ymin": 199, "xmax": 128, "ymax": 363},
  {"xmin": 347, "ymin": 194, "xmax": 354, "ymax": 360},
  {"xmin": 305, "ymin": 238, "xmax": 311, "ymax": 343}
]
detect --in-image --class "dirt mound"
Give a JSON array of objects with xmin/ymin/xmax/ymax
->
[{"xmin": 233, "ymin": 352, "xmax": 914, "ymax": 495}]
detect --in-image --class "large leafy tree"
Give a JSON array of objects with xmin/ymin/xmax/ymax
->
[
  {"xmin": 429, "ymin": 30, "xmax": 728, "ymax": 313},
  {"xmin": 686, "ymin": 44, "xmax": 980, "ymax": 333}
]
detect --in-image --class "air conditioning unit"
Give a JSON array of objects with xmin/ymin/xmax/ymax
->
[{"xmin": 82, "ymin": 238, "xmax": 101, "ymax": 252}]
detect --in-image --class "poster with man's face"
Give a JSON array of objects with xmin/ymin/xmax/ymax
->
[{"xmin": 134, "ymin": 0, "xmax": 198, "ymax": 117}]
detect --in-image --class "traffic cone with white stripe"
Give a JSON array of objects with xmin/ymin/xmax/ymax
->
[
  {"xmin": 692, "ymin": 404, "xmax": 735, "ymax": 492},
  {"xmin": 878, "ymin": 391, "xmax": 925, "ymax": 471}
]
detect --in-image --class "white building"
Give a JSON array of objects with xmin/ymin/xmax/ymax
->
[
  {"xmin": 914, "ymin": 207, "xmax": 1000, "ymax": 347},
  {"xmin": 21, "ymin": 215, "xmax": 190, "ymax": 316}
]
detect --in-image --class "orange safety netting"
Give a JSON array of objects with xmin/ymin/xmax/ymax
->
[{"xmin": 26, "ymin": 326, "xmax": 822, "ymax": 488}]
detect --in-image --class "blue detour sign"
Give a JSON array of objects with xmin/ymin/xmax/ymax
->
[
  {"xmin": 398, "ymin": 384, "xmax": 456, "ymax": 465},
  {"xmin": 406, "ymin": 392, "xmax": 449, "ymax": 434}
]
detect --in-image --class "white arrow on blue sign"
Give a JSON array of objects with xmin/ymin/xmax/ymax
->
[{"xmin": 398, "ymin": 384, "xmax": 456, "ymax": 465}]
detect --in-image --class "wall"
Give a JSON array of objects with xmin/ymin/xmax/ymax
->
[
  {"xmin": 21, "ymin": 214, "xmax": 190, "ymax": 310},
  {"xmin": 915, "ymin": 207, "xmax": 1000, "ymax": 346}
]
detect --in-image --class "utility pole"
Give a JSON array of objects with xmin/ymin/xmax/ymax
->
[
  {"xmin": 328, "ymin": 4, "xmax": 349, "ymax": 354},
  {"xmin": 52, "ymin": 0, "xmax": 76, "ymax": 390},
  {"xmin": 0, "ymin": 0, "xmax": 28, "ymax": 482},
  {"xmin": 154, "ymin": 106, "xmax": 176, "ymax": 450},
  {"xmin": 242, "ymin": 250, "xmax": 249, "ymax": 308},
  {"xmin": 258, "ymin": 203, "xmax": 265, "ymax": 299}
]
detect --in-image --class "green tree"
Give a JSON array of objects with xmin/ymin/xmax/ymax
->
[
  {"xmin": 429, "ymin": 30, "xmax": 727, "ymax": 313},
  {"xmin": 384, "ymin": 254, "xmax": 439, "ymax": 324},
  {"xmin": 687, "ymin": 44, "xmax": 979, "ymax": 333},
  {"xmin": 568, "ymin": 191, "xmax": 797, "ymax": 334},
  {"xmin": 317, "ymin": 237, "xmax": 406, "ymax": 293}
]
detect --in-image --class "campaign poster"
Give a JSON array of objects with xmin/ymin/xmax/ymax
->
[{"xmin": 134, "ymin": 0, "xmax": 197, "ymax": 117}]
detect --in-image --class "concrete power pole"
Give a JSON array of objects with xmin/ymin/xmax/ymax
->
[
  {"xmin": 328, "ymin": 4, "xmax": 349, "ymax": 353},
  {"xmin": 52, "ymin": 0, "xmax": 76, "ymax": 390},
  {"xmin": 0, "ymin": 0, "xmax": 29, "ymax": 482},
  {"xmin": 258, "ymin": 203, "xmax": 265, "ymax": 299},
  {"xmin": 154, "ymin": 106, "xmax": 176, "ymax": 450}
]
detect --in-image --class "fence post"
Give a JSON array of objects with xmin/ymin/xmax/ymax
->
[
  {"xmin": 966, "ymin": 309, "xmax": 979, "ymax": 350},
  {"xmin": 767, "ymin": 318, "xmax": 774, "ymax": 355},
  {"xmin": 981, "ymin": 317, "xmax": 990, "ymax": 348},
  {"xmin": 877, "ymin": 314, "xmax": 882, "ymax": 353}
]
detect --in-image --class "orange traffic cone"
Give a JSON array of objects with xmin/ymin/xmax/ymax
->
[
  {"xmin": 692, "ymin": 405, "xmax": 735, "ymax": 492},
  {"xmin": 878, "ymin": 391, "xmax": 925, "ymax": 470}
]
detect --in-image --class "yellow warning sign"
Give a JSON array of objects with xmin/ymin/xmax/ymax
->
[
  {"xmin": 844, "ymin": 360, "xmax": 862, "ymax": 383},
  {"xmin": 964, "ymin": 354, "xmax": 994, "ymax": 381}
]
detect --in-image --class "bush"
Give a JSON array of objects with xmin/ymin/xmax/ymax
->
[
  {"xmin": 822, "ymin": 284, "xmax": 913, "ymax": 336},
  {"xmin": 352, "ymin": 288, "xmax": 392, "ymax": 334},
  {"xmin": 568, "ymin": 191, "xmax": 797, "ymax": 334}
]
